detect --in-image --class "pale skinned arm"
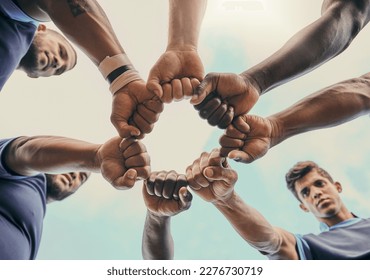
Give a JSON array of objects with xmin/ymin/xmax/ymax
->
[
  {"xmin": 147, "ymin": 0, "xmax": 207, "ymax": 103},
  {"xmin": 193, "ymin": 0, "xmax": 370, "ymax": 127},
  {"xmin": 186, "ymin": 149, "xmax": 298, "ymax": 259},
  {"xmin": 142, "ymin": 171, "xmax": 192, "ymax": 260},
  {"xmin": 35, "ymin": 0, "xmax": 162, "ymax": 139},
  {"xmin": 219, "ymin": 72, "xmax": 370, "ymax": 163},
  {"xmin": 4, "ymin": 136, "xmax": 150, "ymax": 189}
]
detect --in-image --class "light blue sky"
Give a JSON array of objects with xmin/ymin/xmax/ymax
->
[{"xmin": 1, "ymin": 0, "xmax": 370, "ymax": 260}]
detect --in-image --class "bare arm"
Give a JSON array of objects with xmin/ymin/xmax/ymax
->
[
  {"xmin": 147, "ymin": 0, "xmax": 207, "ymax": 102},
  {"xmin": 36, "ymin": 0, "xmax": 123, "ymax": 64},
  {"xmin": 142, "ymin": 171, "xmax": 192, "ymax": 260},
  {"xmin": 219, "ymin": 72, "xmax": 370, "ymax": 163},
  {"xmin": 243, "ymin": 0, "xmax": 370, "ymax": 94},
  {"xmin": 4, "ymin": 136, "xmax": 100, "ymax": 176},
  {"xmin": 186, "ymin": 149, "xmax": 298, "ymax": 259}
]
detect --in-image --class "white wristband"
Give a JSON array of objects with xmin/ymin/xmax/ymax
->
[
  {"xmin": 109, "ymin": 70, "xmax": 142, "ymax": 94},
  {"xmin": 98, "ymin": 53, "xmax": 132, "ymax": 79}
]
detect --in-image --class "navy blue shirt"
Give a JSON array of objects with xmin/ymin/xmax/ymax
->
[
  {"xmin": 0, "ymin": 138, "xmax": 46, "ymax": 259},
  {"xmin": 295, "ymin": 217, "xmax": 370, "ymax": 260},
  {"xmin": 0, "ymin": 0, "xmax": 39, "ymax": 91}
]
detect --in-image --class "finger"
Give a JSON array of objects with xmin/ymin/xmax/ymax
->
[
  {"xmin": 219, "ymin": 135, "xmax": 244, "ymax": 149},
  {"xmin": 181, "ymin": 77, "xmax": 193, "ymax": 99},
  {"xmin": 233, "ymin": 115, "xmax": 251, "ymax": 134},
  {"xmin": 228, "ymin": 150, "xmax": 255, "ymax": 163},
  {"xmin": 185, "ymin": 165, "xmax": 201, "ymax": 191},
  {"xmin": 203, "ymin": 166, "xmax": 237, "ymax": 186},
  {"xmin": 193, "ymin": 152, "xmax": 211, "ymax": 188},
  {"xmin": 207, "ymin": 148, "xmax": 225, "ymax": 167},
  {"xmin": 123, "ymin": 140, "xmax": 147, "ymax": 158},
  {"xmin": 136, "ymin": 104, "xmax": 160, "ymax": 124},
  {"xmin": 120, "ymin": 137, "xmax": 136, "ymax": 152},
  {"xmin": 217, "ymin": 106, "xmax": 234, "ymax": 129},
  {"xmin": 207, "ymin": 103, "xmax": 228, "ymax": 127},
  {"xmin": 191, "ymin": 73, "xmax": 218, "ymax": 105},
  {"xmin": 147, "ymin": 74, "xmax": 163, "ymax": 98},
  {"xmin": 162, "ymin": 83, "xmax": 173, "ymax": 104},
  {"xmin": 132, "ymin": 111, "xmax": 153, "ymax": 135},
  {"xmin": 112, "ymin": 169, "xmax": 137, "ymax": 190},
  {"xmin": 193, "ymin": 90, "xmax": 217, "ymax": 111},
  {"xmin": 171, "ymin": 79, "xmax": 183, "ymax": 101},
  {"xmin": 179, "ymin": 186, "xmax": 192, "ymax": 210},
  {"xmin": 125, "ymin": 154, "xmax": 151, "ymax": 168},
  {"xmin": 146, "ymin": 172, "xmax": 158, "ymax": 195},
  {"xmin": 142, "ymin": 97, "xmax": 164, "ymax": 114},
  {"xmin": 173, "ymin": 174, "xmax": 188, "ymax": 200},
  {"xmin": 135, "ymin": 166, "xmax": 151, "ymax": 180},
  {"xmin": 225, "ymin": 124, "xmax": 246, "ymax": 139},
  {"xmin": 154, "ymin": 172, "xmax": 166, "ymax": 197},
  {"xmin": 220, "ymin": 147, "xmax": 234, "ymax": 158},
  {"xmin": 111, "ymin": 117, "xmax": 140, "ymax": 138},
  {"xmin": 162, "ymin": 171, "xmax": 177, "ymax": 199},
  {"xmin": 199, "ymin": 98, "xmax": 222, "ymax": 120}
]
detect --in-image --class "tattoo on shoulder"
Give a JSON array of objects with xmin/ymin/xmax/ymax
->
[{"xmin": 67, "ymin": 0, "xmax": 91, "ymax": 17}]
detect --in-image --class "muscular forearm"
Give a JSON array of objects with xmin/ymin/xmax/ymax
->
[
  {"xmin": 242, "ymin": 0, "xmax": 370, "ymax": 94},
  {"xmin": 142, "ymin": 211, "xmax": 174, "ymax": 260},
  {"xmin": 4, "ymin": 136, "xmax": 100, "ymax": 176},
  {"xmin": 38, "ymin": 0, "xmax": 124, "ymax": 65},
  {"xmin": 213, "ymin": 193, "xmax": 284, "ymax": 255},
  {"xmin": 168, "ymin": 0, "xmax": 207, "ymax": 50},
  {"xmin": 269, "ymin": 73, "xmax": 370, "ymax": 146}
]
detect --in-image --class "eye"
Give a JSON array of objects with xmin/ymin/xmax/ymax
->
[
  {"xmin": 301, "ymin": 188, "xmax": 309, "ymax": 198},
  {"xmin": 314, "ymin": 180, "xmax": 324, "ymax": 187}
]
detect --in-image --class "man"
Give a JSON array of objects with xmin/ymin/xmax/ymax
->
[
  {"xmin": 1, "ymin": 0, "xmax": 162, "ymax": 139},
  {"xmin": 141, "ymin": 170, "xmax": 192, "ymax": 260},
  {"xmin": 192, "ymin": 0, "xmax": 370, "ymax": 129},
  {"xmin": 17, "ymin": 24, "xmax": 77, "ymax": 79},
  {"xmin": 218, "ymin": 71, "xmax": 370, "ymax": 163},
  {"xmin": 0, "ymin": 135, "xmax": 150, "ymax": 259},
  {"xmin": 186, "ymin": 149, "xmax": 369, "ymax": 259}
]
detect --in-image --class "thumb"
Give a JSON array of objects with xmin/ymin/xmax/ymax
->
[
  {"xmin": 203, "ymin": 166, "xmax": 236, "ymax": 185},
  {"xmin": 190, "ymin": 75, "xmax": 217, "ymax": 105},
  {"xmin": 147, "ymin": 76, "xmax": 163, "ymax": 98},
  {"xmin": 111, "ymin": 168, "xmax": 137, "ymax": 190},
  {"xmin": 113, "ymin": 119, "xmax": 141, "ymax": 138},
  {"xmin": 179, "ymin": 187, "xmax": 192, "ymax": 210}
]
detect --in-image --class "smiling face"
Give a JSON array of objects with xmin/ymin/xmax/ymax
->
[
  {"xmin": 18, "ymin": 24, "xmax": 77, "ymax": 78},
  {"xmin": 294, "ymin": 169, "xmax": 344, "ymax": 220},
  {"xmin": 45, "ymin": 172, "xmax": 90, "ymax": 203}
]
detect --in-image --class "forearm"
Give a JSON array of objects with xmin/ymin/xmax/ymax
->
[
  {"xmin": 142, "ymin": 211, "xmax": 174, "ymax": 260},
  {"xmin": 4, "ymin": 136, "xmax": 100, "ymax": 176},
  {"xmin": 167, "ymin": 0, "xmax": 207, "ymax": 50},
  {"xmin": 214, "ymin": 193, "xmax": 282, "ymax": 255},
  {"xmin": 37, "ymin": 0, "xmax": 124, "ymax": 65},
  {"xmin": 269, "ymin": 73, "xmax": 370, "ymax": 146},
  {"xmin": 242, "ymin": 0, "xmax": 370, "ymax": 94}
]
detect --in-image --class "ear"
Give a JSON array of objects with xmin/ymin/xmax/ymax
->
[
  {"xmin": 335, "ymin": 182, "xmax": 342, "ymax": 193},
  {"xmin": 299, "ymin": 203, "xmax": 309, "ymax": 212},
  {"xmin": 37, "ymin": 24, "xmax": 47, "ymax": 32},
  {"xmin": 27, "ymin": 73, "xmax": 39, "ymax": 78}
]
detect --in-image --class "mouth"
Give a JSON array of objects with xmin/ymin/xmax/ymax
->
[{"xmin": 316, "ymin": 198, "xmax": 330, "ymax": 208}]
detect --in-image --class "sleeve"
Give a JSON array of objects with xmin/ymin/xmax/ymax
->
[
  {"xmin": 0, "ymin": 138, "xmax": 30, "ymax": 180},
  {"xmin": 294, "ymin": 234, "xmax": 312, "ymax": 260}
]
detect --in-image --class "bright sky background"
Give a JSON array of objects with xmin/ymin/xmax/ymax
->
[{"xmin": 1, "ymin": 0, "xmax": 370, "ymax": 260}]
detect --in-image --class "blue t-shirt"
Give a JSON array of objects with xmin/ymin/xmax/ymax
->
[
  {"xmin": 295, "ymin": 217, "xmax": 370, "ymax": 260},
  {"xmin": 0, "ymin": 138, "xmax": 47, "ymax": 260},
  {"xmin": 0, "ymin": 0, "xmax": 39, "ymax": 91}
]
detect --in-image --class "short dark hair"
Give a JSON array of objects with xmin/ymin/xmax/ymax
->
[{"xmin": 285, "ymin": 161, "xmax": 334, "ymax": 201}]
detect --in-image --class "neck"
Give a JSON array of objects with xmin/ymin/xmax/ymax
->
[
  {"xmin": 13, "ymin": 0, "xmax": 51, "ymax": 21},
  {"xmin": 318, "ymin": 207, "xmax": 354, "ymax": 228}
]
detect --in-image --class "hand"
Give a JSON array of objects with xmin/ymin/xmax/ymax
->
[
  {"xmin": 192, "ymin": 73, "xmax": 260, "ymax": 118},
  {"xmin": 193, "ymin": 91, "xmax": 234, "ymax": 129},
  {"xmin": 219, "ymin": 115, "xmax": 275, "ymax": 163},
  {"xmin": 147, "ymin": 50, "xmax": 204, "ymax": 103},
  {"xmin": 186, "ymin": 149, "xmax": 237, "ymax": 204},
  {"xmin": 97, "ymin": 137, "xmax": 151, "ymax": 190},
  {"xmin": 111, "ymin": 80, "xmax": 164, "ymax": 139},
  {"xmin": 143, "ymin": 170, "xmax": 192, "ymax": 217}
]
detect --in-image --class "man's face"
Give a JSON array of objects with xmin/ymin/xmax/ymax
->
[
  {"xmin": 46, "ymin": 172, "xmax": 90, "ymax": 203},
  {"xmin": 19, "ymin": 25, "xmax": 77, "ymax": 78},
  {"xmin": 294, "ymin": 170, "xmax": 343, "ymax": 219}
]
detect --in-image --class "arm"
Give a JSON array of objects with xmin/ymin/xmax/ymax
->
[
  {"xmin": 36, "ymin": 0, "xmax": 162, "ymax": 139},
  {"xmin": 4, "ymin": 136, "xmax": 150, "ymax": 189},
  {"xmin": 186, "ymin": 149, "xmax": 298, "ymax": 259},
  {"xmin": 193, "ymin": 0, "xmax": 370, "ymax": 127},
  {"xmin": 142, "ymin": 171, "xmax": 192, "ymax": 260},
  {"xmin": 147, "ymin": 0, "xmax": 207, "ymax": 103},
  {"xmin": 219, "ymin": 72, "xmax": 370, "ymax": 162}
]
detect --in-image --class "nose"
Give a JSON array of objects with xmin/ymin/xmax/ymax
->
[
  {"xmin": 69, "ymin": 172, "xmax": 78, "ymax": 180},
  {"xmin": 312, "ymin": 188, "xmax": 322, "ymax": 199},
  {"xmin": 52, "ymin": 56, "xmax": 60, "ymax": 69}
]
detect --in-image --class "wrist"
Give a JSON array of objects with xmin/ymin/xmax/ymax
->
[
  {"xmin": 212, "ymin": 191, "xmax": 237, "ymax": 208},
  {"xmin": 240, "ymin": 71, "xmax": 265, "ymax": 96},
  {"xmin": 266, "ymin": 116, "xmax": 285, "ymax": 147},
  {"xmin": 166, "ymin": 42, "xmax": 198, "ymax": 52}
]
